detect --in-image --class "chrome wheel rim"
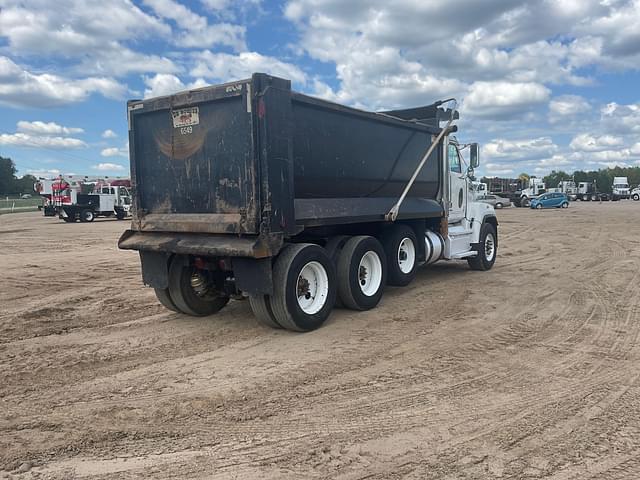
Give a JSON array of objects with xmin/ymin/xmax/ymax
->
[
  {"xmin": 485, "ymin": 233, "xmax": 496, "ymax": 262},
  {"xmin": 359, "ymin": 251, "xmax": 383, "ymax": 296},
  {"xmin": 296, "ymin": 261, "xmax": 329, "ymax": 314},
  {"xmin": 397, "ymin": 237, "xmax": 416, "ymax": 274}
]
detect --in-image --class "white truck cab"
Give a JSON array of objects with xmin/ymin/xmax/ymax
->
[
  {"xmin": 445, "ymin": 138, "xmax": 497, "ymax": 262},
  {"xmin": 612, "ymin": 177, "xmax": 630, "ymax": 200}
]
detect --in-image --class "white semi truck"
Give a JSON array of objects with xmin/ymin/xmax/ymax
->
[
  {"xmin": 612, "ymin": 177, "xmax": 630, "ymax": 200},
  {"xmin": 518, "ymin": 178, "xmax": 546, "ymax": 207}
]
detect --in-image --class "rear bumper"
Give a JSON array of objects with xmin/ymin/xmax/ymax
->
[{"xmin": 118, "ymin": 230, "xmax": 283, "ymax": 258}]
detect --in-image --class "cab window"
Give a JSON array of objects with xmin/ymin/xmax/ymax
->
[{"xmin": 448, "ymin": 144, "xmax": 461, "ymax": 173}]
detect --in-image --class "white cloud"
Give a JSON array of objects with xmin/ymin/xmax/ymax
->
[
  {"xmin": 26, "ymin": 169, "xmax": 62, "ymax": 178},
  {"xmin": 600, "ymin": 102, "xmax": 640, "ymax": 134},
  {"xmin": 94, "ymin": 162, "xmax": 126, "ymax": 171},
  {"xmin": 190, "ymin": 51, "xmax": 308, "ymax": 86},
  {"xmin": 463, "ymin": 82, "xmax": 550, "ymax": 119},
  {"xmin": 484, "ymin": 137, "xmax": 558, "ymax": 160},
  {"xmin": 0, "ymin": 56, "xmax": 126, "ymax": 108},
  {"xmin": 484, "ymin": 163, "xmax": 515, "ymax": 176},
  {"xmin": 101, "ymin": 144, "xmax": 129, "ymax": 157},
  {"xmin": 17, "ymin": 121, "xmax": 84, "ymax": 136},
  {"xmin": 0, "ymin": 132, "xmax": 86, "ymax": 149},
  {"xmin": 143, "ymin": 0, "xmax": 246, "ymax": 50},
  {"xmin": 102, "ymin": 129, "xmax": 118, "ymax": 139},
  {"xmin": 570, "ymin": 133, "xmax": 624, "ymax": 152},
  {"xmin": 0, "ymin": 0, "xmax": 169, "ymax": 55},
  {"xmin": 549, "ymin": 95, "xmax": 591, "ymax": 119},
  {"xmin": 142, "ymin": 74, "xmax": 208, "ymax": 98}
]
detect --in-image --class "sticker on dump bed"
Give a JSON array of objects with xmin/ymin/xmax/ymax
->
[{"xmin": 172, "ymin": 107, "xmax": 199, "ymax": 128}]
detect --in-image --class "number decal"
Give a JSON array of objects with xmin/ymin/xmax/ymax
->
[{"xmin": 180, "ymin": 126, "xmax": 193, "ymax": 135}]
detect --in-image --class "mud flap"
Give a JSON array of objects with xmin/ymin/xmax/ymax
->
[
  {"xmin": 140, "ymin": 251, "xmax": 172, "ymax": 289},
  {"xmin": 233, "ymin": 257, "xmax": 273, "ymax": 295}
]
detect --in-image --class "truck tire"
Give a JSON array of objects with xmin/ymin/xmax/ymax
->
[
  {"xmin": 249, "ymin": 294, "xmax": 282, "ymax": 329},
  {"xmin": 115, "ymin": 208, "xmax": 126, "ymax": 220},
  {"xmin": 468, "ymin": 223, "xmax": 497, "ymax": 271},
  {"xmin": 168, "ymin": 255, "xmax": 229, "ymax": 316},
  {"xmin": 154, "ymin": 288, "xmax": 180, "ymax": 313},
  {"xmin": 80, "ymin": 209, "xmax": 95, "ymax": 222},
  {"xmin": 337, "ymin": 236, "xmax": 386, "ymax": 311},
  {"xmin": 381, "ymin": 225, "xmax": 417, "ymax": 287},
  {"xmin": 521, "ymin": 197, "xmax": 530, "ymax": 207},
  {"xmin": 633, "ymin": 193, "xmax": 639, "ymax": 201},
  {"xmin": 270, "ymin": 244, "xmax": 337, "ymax": 332},
  {"xmin": 591, "ymin": 194, "xmax": 598, "ymax": 201}
]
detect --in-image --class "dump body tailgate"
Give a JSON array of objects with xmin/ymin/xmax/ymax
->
[{"xmin": 128, "ymin": 80, "xmax": 258, "ymax": 234}]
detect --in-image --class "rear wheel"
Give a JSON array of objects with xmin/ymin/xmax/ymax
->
[
  {"xmin": 80, "ymin": 209, "xmax": 95, "ymax": 222},
  {"xmin": 270, "ymin": 244, "xmax": 336, "ymax": 332},
  {"xmin": 561, "ymin": 202, "xmax": 569, "ymax": 208},
  {"xmin": 337, "ymin": 236, "xmax": 386, "ymax": 311},
  {"xmin": 381, "ymin": 225, "xmax": 417, "ymax": 287},
  {"xmin": 168, "ymin": 255, "xmax": 229, "ymax": 316},
  {"xmin": 154, "ymin": 288, "xmax": 180, "ymax": 313},
  {"xmin": 248, "ymin": 294, "xmax": 282, "ymax": 329},
  {"xmin": 468, "ymin": 223, "xmax": 497, "ymax": 271},
  {"xmin": 495, "ymin": 202, "xmax": 503, "ymax": 209}
]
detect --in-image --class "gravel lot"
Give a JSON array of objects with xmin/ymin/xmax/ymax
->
[{"xmin": 2, "ymin": 203, "xmax": 640, "ymax": 479}]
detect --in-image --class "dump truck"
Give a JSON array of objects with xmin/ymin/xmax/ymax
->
[{"xmin": 118, "ymin": 73, "xmax": 498, "ymax": 331}]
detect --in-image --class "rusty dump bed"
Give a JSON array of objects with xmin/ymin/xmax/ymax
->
[{"xmin": 120, "ymin": 73, "xmax": 444, "ymax": 257}]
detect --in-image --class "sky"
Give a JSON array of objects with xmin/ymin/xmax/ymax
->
[{"xmin": 1, "ymin": 0, "xmax": 640, "ymax": 179}]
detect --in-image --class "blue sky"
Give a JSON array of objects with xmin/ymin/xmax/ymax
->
[{"xmin": 1, "ymin": 0, "xmax": 640, "ymax": 179}]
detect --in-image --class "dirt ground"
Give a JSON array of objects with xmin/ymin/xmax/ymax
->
[{"xmin": 1, "ymin": 202, "xmax": 640, "ymax": 479}]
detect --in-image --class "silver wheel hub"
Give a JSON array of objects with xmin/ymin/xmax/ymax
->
[
  {"xmin": 296, "ymin": 261, "xmax": 329, "ymax": 315},
  {"xmin": 397, "ymin": 237, "xmax": 416, "ymax": 274},
  {"xmin": 358, "ymin": 251, "xmax": 383, "ymax": 296},
  {"xmin": 485, "ymin": 233, "xmax": 495, "ymax": 262}
]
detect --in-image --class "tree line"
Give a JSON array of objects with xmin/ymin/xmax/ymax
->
[
  {"xmin": 541, "ymin": 166, "xmax": 640, "ymax": 194},
  {"xmin": 0, "ymin": 157, "xmax": 37, "ymax": 196},
  {"xmin": 481, "ymin": 166, "xmax": 640, "ymax": 194}
]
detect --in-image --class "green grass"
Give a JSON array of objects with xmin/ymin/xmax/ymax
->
[{"xmin": 0, "ymin": 196, "xmax": 43, "ymax": 214}]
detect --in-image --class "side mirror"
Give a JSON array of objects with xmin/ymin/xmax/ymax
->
[{"xmin": 470, "ymin": 143, "xmax": 480, "ymax": 169}]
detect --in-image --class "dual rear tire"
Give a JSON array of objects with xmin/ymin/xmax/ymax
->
[
  {"xmin": 247, "ymin": 235, "xmax": 393, "ymax": 331},
  {"xmin": 155, "ymin": 255, "xmax": 229, "ymax": 316}
]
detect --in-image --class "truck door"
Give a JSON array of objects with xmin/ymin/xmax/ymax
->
[{"xmin": 447, "ymin": 141, "xmax": 467, "ymax": 223}]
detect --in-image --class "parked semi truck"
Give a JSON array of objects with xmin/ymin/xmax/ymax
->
[
  {"xmin": 575, "ymin": 181, "xmax": 608, "ymax": 201},
  {"xmin": 612, "ymin": 176, "xmax": 630, "ymax": 200},
  {"xmin": 118, "ymin": 73, "xmax": 498, "ymax": 331},
  {"xmin": 480, "ymin": 177, "xmax": 545, "ymax": 207}
]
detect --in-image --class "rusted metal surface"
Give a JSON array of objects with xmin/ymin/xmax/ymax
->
[
  {"xmin": 128, "ymin": 79, "xmax": 259, "ymax": 235},
  {"xmin": 135, "ymin": 213, "xmax": 246, "ymax": 234},
  {"xmin": 118, "ymin": 230, "xmax": 283, "ymax": 258}
]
